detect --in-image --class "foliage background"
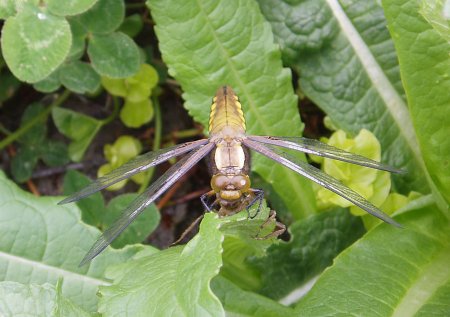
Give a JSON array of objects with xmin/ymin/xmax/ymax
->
[{"xmin": 0, "ymin": 0, "xmax": 449, "ymax": 316}]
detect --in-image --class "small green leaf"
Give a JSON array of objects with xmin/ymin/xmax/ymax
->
[
  {"xmin": 119, "ymin": 13, "xmax": 144, "ymax": 38},
  {"xmin": 59, "ymin": 61, "xmax": 100, "ymax": 94},
  {"xmin": 0, "ymin": 7, "xmax": 72, "ymax": 83},
  {"xmin": 67, "ymin": 18, "xmax": 87, "ymax": 60},
  {"xmin": 10, "ymin": 145, "xmax": 39, "ymax": 183},
  {"xmin": 295, "ymin": 197, "xmax": 450, "ymax": 316},
  {"xmin": 103, "ymin": 135, "xmax": 142, "ymax": 166},
  {"xmin": 40, "ymin": 140, "xmax": 70, "ymax": 166},
  {"xmin": 63, "ymin": 170, "xmax": 105, "ymax": 227},
  {"xmin": 52, "ymin": 107, "xmax": 103, "ymax": 161},
  {"xmin": 104, "ymin": 194, "xmax": 160, "ymax": 248},
  {"xmin": 0, "ymin": 282, "xmax": 90, "ymax": 317},
  {"xmin": 120, "ymin": 99, "xmax": 154, "ymax": 128},
  {"xmin": 0, "ymin": 171, "xmax": 147, "ymax": 312},
  {"xmin": 78, "ymin": 0, "xmax": 124, "ymax": 34},
  {"xmin": 0, "ymin": 0, "xmax": 15, "ymax": 21},
  {"xmin": 88, "ymin": 32, "xmax": 140, "ymax": 78},
  {"xmin": 18, "ymin": 103, "xmax": 47, "ymax": 144},
  {"xmin": 101, "ymin": 77, "xmax": 127, "ymax": 97},
  {"xmin": 33, "ymin": 72, "xmax": 61, "ymax": 93},
  {"xmin": 46, "ymin": 0, "xmax": 99, "ymax": 16},
  {"xmin": 0, "ymin": 72, "xmax": 20, "ymax": 104}
]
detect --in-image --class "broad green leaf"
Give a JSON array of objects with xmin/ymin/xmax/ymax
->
[
  {"xmin": 99, "ymin": 207, "xmax": 278, "ymax": 316},
  {"xmin": 0, "ymin": 171, "xmax": 147, "ymax": 312},
  {"xmin": 295, "ymin": 196, "xmax": 450, "ymax": 316},
  {"xmin": 47, "ymin": 0, "xmax": 98, "ymax": 16},
  {"xmin": 63, "ymin": 170, "xmax": 105, "ymax": 226},
  {"xmin": 104, "ymin": 194, "xmax": 160, "ymax": 249},
  {"xmin": 52, "ymin": 107, "xmax": 103, "ymax": 161},
  {"xmin": 88, "ymin": 32, "xmax": 140, "ymax": 78},
  {"xmin": 247, "ymin": 208, "xmax": 364, "ymax": 301},
  {"xmin": 77, "ymin": 0, "xmax": 124, "ymax": 34},
  {"xmin": 420, "ymin": 0, "xmax": 450, "ymax": 43},
  {"xmin": 33, "ymin": 71, "xmax": 61, "ymax": 93},
  {"xmin": 258, "ymin": 0, "xmax": 428, "ymax": 194},
  {"xmin": 147, "ymin": 0, "xmax": 316, "ymax": 219},
  {"xmin": 59, "ymin": 61, "xmax": 100, "ymax": 94},
  {"xmin": 119, "ymin": 13, "xmax": 144, "ymax": 38},
  {"xmin": 0, "ymin": 281, "xmax": 90, "ymax": 317},
  {"xmin": 211, "ymin": 276, "xmax": 294, "ymax": 317},
  {"xmin": 383, "ymin": 0, "xmax": 450, "ymax": 208},
  {"xmin": 0, "ymin": 7, "xmax": 72, "ymax": 83},
  {"xmin": 120, "ymin": 99, "xmax": 154, "ymax": 128}
]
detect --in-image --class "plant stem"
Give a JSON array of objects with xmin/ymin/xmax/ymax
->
[
  {"xmin": 101, "ymin": 96, "xmax": 120, "ymax": 125},
  {"xmin": 0, "ymin": 90, "xmax": 71, "ymax": 150},
  {"xmin": 137, "ymin": 96, "xmax": 162, "ymax": 194}
]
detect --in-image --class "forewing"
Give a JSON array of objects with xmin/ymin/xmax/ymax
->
[
  {"xmin": 79, "ymin": 142, "xmax": 215, "ymax": 266},
  {"xmin": 59, "ymin": 139, "xmax": 208, "ymax": 204},
  {"xmin": 243, "ymin": 139, "xmax": 401, "ymax": 227},
  {"xmin": 248, "ymin": 136, "xmax": 404, "ymax": 173}
]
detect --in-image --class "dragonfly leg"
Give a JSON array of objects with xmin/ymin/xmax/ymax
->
[
  {"xmin": 254, "ymin": 210, "xmax": 286, "ymax": 240},
  {"xmin": 172, "ymin": 213, "xmax": 205, "ymax": 246},
  {"xmin": 246, "ymin": 188, "xmax": 264, "ymax": 219},
  {"xmin": 200, "ymin": 190, "xmax": 216, "ymax": 211}
]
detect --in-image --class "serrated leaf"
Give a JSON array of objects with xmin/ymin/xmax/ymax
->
[
  {"xmin": 46, "ymin": 0, "xmax": 98, "ymax": 16},
  {"xmin": 258, "ymin": 0, "xmax": 428, "ymax": 194},
  {"xmin": 77, "ymin": 0, "xmax": 124, "ymax": 34},
  {"xmin": 0, "ymin": 7, "xmax": 72, "ymax": 83},
  {"xmin": 120, "ymin": 99, "xmax": 154, "ymax": 128},
  {"xmin": 63, "ymin": 170, "xmax": 105, "ymax": 226},
  {"xmin": 40, "ymin": 140, "xmax": 70, "ymax": 166},
  {"xmin": 0, "ymin": 281, "xmax": 90, "ymax": 317},
  {"xmin": 294, "ymin": 196, "xmax": 450, "ymax": 316},
  {"xmin": 59, "ymin": 61, "xmax": 100, "ymax": 94},
  {"xmin": 211, "ymin": 276, "xmax": 295, "ymax": 317},
  {"xmin": 88, "ymin": 32, "xmax": 140, "ymax": 78},
  {"xmin": 0, "ymin": 171, "xmax": 147, "ymax": 312},
  {"xmin": 383, "ymin": 0, "xmax": 450, "ymax": 208},
  {"xmin": 33, "ymin": 71, "xmax": 61, "ymax": 93},
  {"xmin": 52, "ymin": 107, "xmax": 103, "ymax": 161},
  {"xmin": 147, "ymin": 0, "xmax": 316, "ymax": 219},
  {"xmin": 104, "ymin": 194, "xmax": 160, "ymax": 248}
]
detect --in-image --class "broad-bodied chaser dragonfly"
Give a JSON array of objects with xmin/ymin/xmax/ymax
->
[{"xmin": 60, "ymin": 86, "xmax": 403, "ymax": 266}]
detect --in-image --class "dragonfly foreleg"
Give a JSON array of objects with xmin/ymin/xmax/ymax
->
[
  {"xmin": 246, "ymin": 188, "xmax": 264, "ymax": 219},
  {"xmin": 200, "ymin": 190, "xmax": 217, "ymax": 211},
  {"xmin": 254, "ymin": 210, "xmax": 286, "ymax": 240}
]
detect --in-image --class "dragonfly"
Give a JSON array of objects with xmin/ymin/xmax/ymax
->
[{"xmin": 59, "ymin": 86, "xmax": 403, "ymax": 266}]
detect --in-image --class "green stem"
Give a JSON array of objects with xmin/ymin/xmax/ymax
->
[
  {"xmin": 137, "ymin": 96, "xmax": 162, "ymax": 194},
  {"xmin": 171, "ymin": 128, "xmax": 203, "ymax": 139},
  {"xmin": 0, "ymin": 90, "xmax": 71, "ymax": 150},
  {"xmin": 101, "ymin": 96, "xmax": 120, "ymax": 125}
]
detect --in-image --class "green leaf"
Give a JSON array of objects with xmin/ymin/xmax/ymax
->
[
  {"xmin": 383, "ymin": 0, "xmax": 450, "ymax": 207},
  {"xmin": 258, "ymin": 0, "xmax": 428, "ymax": 194},
  {"xmin": 212, "ymin": 276, "xmax": 294, "ymax": 317},
  {"xmin": 40, "ymin": 140, "xmax": 70, "ymax": 166},
  {"xmin": 18, "ymin": 102, "xmax": 47, "ymax": 144},
  {"xmin": 0, "ymin": 171, "xmax": 147, "ymax": 312},
  {"xmin": 63, "ymin": 170, "xmax": 105, "ymax": 227},
  {"xmin": 67, "ymin": 18, "xmax": 87, "ymax": 60},
  {"xmin": 59, "ymin": 61, "xmax": 100, "ymax": 94},
  {"xmin": 10, "ymin": 145, "xmax": 39, "ymax": 183},
  {"xmin": 0, "ymin": 0, "xmax": 15, "ymax": 20},
  {"xmin": 247, "ymin": 208, "xmax": 365, "ymax": 301},
  {"xmin": 0, "ymin": 7, "xmax": 72, "ymax": 83},
  {"xmin": 147, "ymin": 0, "xmax": 316, "ymax": 219},
  {"xmin": 46, "ymin": 0, "xmax": 99, "ymax": 16},
  {"xmin": 104, "ymin": 194, "xmax": 160, "ymax": 249},
  {"xmin": 120, "ymin": 99, "xmax": 154, "ymax": 128},
  {"xmin": 77, "ymin": 0, "xmax": 124, "ymax": 34},
  {"xmin": 119, "ymin": 13, "xmax": 144, "ymax": 38},
  {"xmin": 0, "ymin": 72, "xmax": 20, "ymax": 105},
  {"xmin": 0, "ymin": 281, "xmax": 91, "ymax": 317},
  {"xmin": 52, "ymin": 107, "xmax": 103, "ymax": 161},
  {"xmin": 420, "ymin": 0, "xmax": 450, "ymax": 43},
  {"xmin": 88, "ymin": 32, "xmax": 140, "ymax": 78},
  {"xmin": 33, "ymin": 72, "xmax": 61, "ymax": 93},
  {"xmin": 294, "ymin": 196, "xmax": 450, "ymax": 316}
]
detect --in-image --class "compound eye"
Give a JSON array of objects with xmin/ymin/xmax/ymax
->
[
  {"xmin": 232, "ymin": 175, "xmax": 250, "ymax": 192},
  {"xmin": 211, "ymin": 174, "xmax": 229, "ymax": 192}
]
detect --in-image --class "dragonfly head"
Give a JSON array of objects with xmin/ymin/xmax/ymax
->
[{"xmin": 211, "ymin": 173, "xmax": 251, "ymax": 203}]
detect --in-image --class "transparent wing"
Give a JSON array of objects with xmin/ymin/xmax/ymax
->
[
  {"xmin": 79, "ymin": 142, "xmax": 215, "ymax": 266},
  {"xmin": 248, "ymin": 135, "xmax": 405, "ymax": 174},
  {"xmin": 59, "ymin": 139, "xmax": 209, "ymax": 205},
  {"xmin": 243, "ymin": 139, "xmax": 402, "ymax": 227}
]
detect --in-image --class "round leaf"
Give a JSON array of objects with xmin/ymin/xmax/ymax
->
[
  {"xmin": 46, "ymin": 0, "xmax": 99, "ymax": 16},
  {"xmin": 118, "ymin": 13, "xmax": 144, "ymax": 38},
  {"xmin": 67, "ymin": 18, "xmax": 87, "ymax": 60},
  {"xmin": 33, "ymin": 72, "xmax": 61, "ymax": 93},
  {"xmin": 120, "ymin": 99, "xmax": 154, "ymax": 128},
  {"xmin": 0, "ymin": 8, "xmax": 72, "ymax": 83},
  {"xmin": 88, "ymin": 32, "xmax": 140, "ymax": 78},
  {"xmin": 101, "ymin": 76, "xmax": 127, "ymax": 97},
  {"xmin": 59, "ymin": 61, "xmax": 100, "ymax": 94},
  {"xmin": 0, "ymin": 0, "xmax": 15, "ymax": 19},
  {"xmin": 77, "ymin": 0, "xmax": 124, "ymax": 34}
]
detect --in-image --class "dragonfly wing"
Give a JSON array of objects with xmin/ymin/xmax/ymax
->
[
  {"xmin": 243, "ymin": 139, "xmax": 402, "ymax": 227},
  {"xmin": 59, "ymin": 139, "xmax": 209, "ymax": 205},
  {"xmin": 248, "ymin": 135, "xmax": 405, "ymax": 174},
  {"xmin": 79, "ymin": 142, "xmax": 215, "ymax": 266}
]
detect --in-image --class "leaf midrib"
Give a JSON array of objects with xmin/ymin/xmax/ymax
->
[
  {"xmin": 325, "ymin": 0, "xmax": 424, "ymax": 168},
  {"xmin": 0, "ymin": 251, "xmax": 109, "ymax": 287}
]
